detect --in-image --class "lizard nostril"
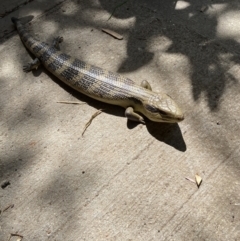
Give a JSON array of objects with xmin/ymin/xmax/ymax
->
[{"xmin": 178, "ymin": 116, "xmax": 184, "ymax": 121}]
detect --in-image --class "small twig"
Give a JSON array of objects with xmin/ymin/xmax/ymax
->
[
  {"xmin": 56, "ymin": 101, "xmax": 86, "ymax": 105},
  {"xmin": 82, "ymin": 110, "xmax": 103, "ymax": 136},
  {"xmin": 3, "ymin": 204, "xmax": 14, "ymax": 212},
  {"xmin": 185, "ymin": 177, "xmax": 196, "ymax": 184},
  {"xmin": 102, "ymin": 28, "xmax": 123, "ymax": 40},
  {"xmin": 108, "ymin": 0, "xmax": 129, "ymax": 20}
]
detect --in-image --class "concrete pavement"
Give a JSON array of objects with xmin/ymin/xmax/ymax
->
[{"xmin": 0, "ymin": 0, "xmax": 240, "ymax": 240}]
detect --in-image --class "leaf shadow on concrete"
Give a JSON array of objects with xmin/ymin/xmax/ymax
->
[
  {"xmin": 1, "ymin": 0, "xmax": 240, "ymax": 239},
  {"xmin": 99, "ymin": 0, "xmax": 240, "ymax": 111}
]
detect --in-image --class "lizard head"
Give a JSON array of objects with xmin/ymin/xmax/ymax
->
[{"xmin": 141, "ymin": 93, "xmax": 184, "ymax": 123}]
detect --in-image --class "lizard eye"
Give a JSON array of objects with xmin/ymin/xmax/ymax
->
[{"xmin": 145, "ymin": 104, "xmax": 159, "ymax": 113}]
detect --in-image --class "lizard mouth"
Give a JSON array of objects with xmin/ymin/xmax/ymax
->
[{"xmin": 160, "ymin": 113, "xmax": 184, "ymax": 123}]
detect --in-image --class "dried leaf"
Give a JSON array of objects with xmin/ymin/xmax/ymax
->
[
  {"xmin": 102, "ymin": 28, "xmax": 123, "ymax": 40},
  {"xmin": 82, "ymin": 110, "xmax": 103, "ymax": 136},
  {"xmin": 1, "ymin": 180, "xmax": 10, "ymax": 189},
  {"xmin": 195, "ymin": 174, "xmax": 202, "ymax": 187},
  {"xmin": 8, "ymin": 233, "xmax": 23, "ymax": 241}
]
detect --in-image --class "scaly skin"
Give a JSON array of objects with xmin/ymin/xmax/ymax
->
[{"xmin": 12, "ymin": 17, "xmax": 184, "ymax": 123}]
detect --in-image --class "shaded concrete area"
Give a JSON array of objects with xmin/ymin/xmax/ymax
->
[{"xmin": 0, "ymin": 0, "xmax": 240, "ymax": 240}]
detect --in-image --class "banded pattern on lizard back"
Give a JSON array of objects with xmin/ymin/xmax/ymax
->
[{"xmin": 12, "ymin": 17, "xmax": 184, "ymax": 123}]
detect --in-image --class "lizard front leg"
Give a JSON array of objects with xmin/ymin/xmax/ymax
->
[
  {"xmin": 23, "ymin": 58, "xmax": 40, "ymax": 72},
  {"xmin": 125, "ymin": 107, "xmax": 145, "ymax": 124}
]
